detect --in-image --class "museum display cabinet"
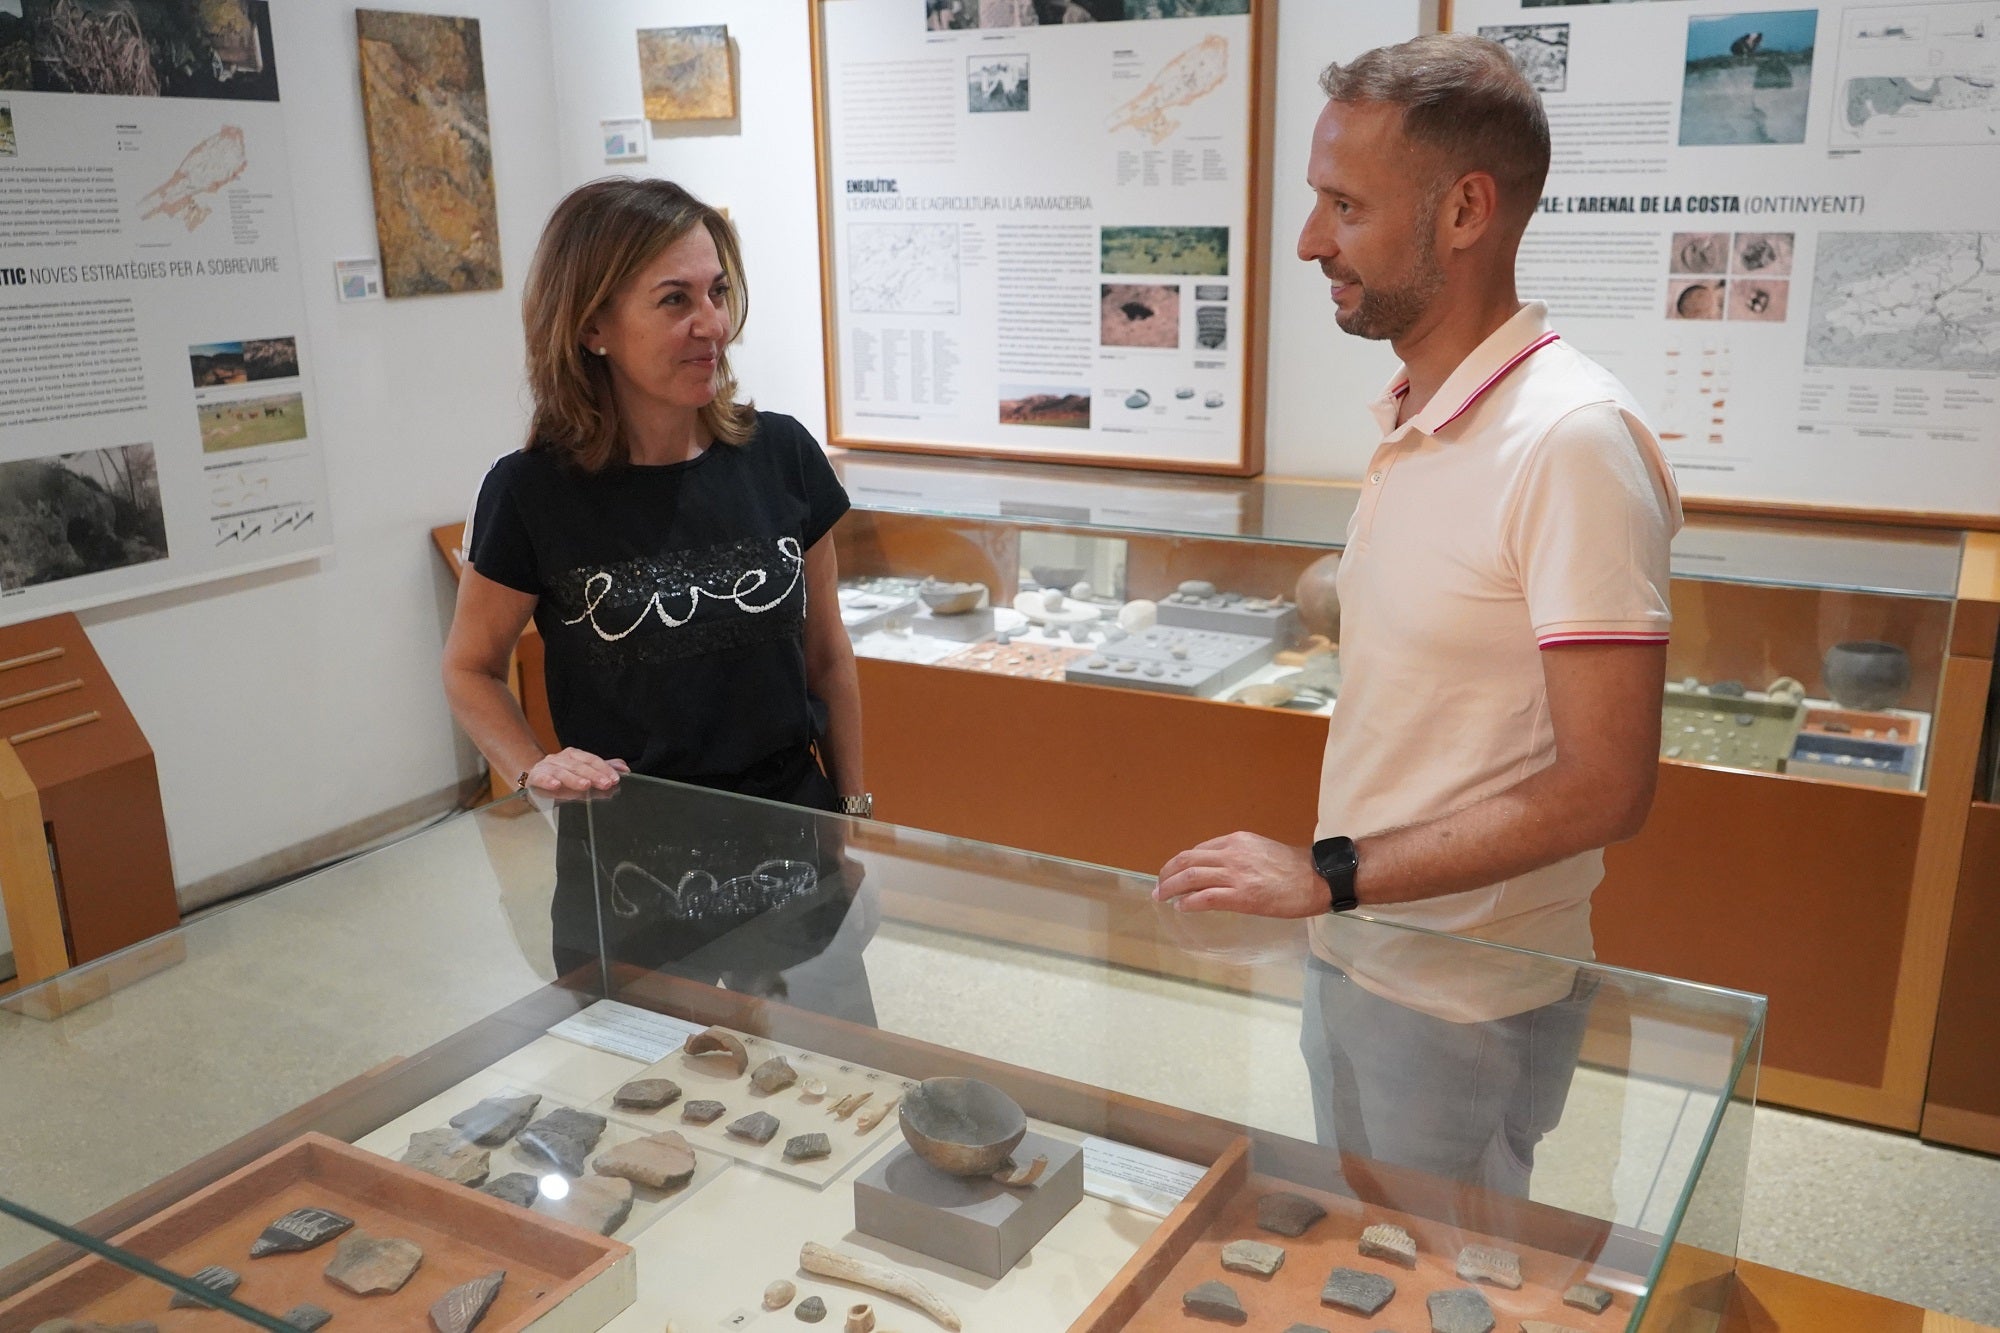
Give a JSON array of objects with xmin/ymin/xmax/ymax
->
[
  {"xmin": 0, "ymin": 775, "xmax": 1773, "ymax": 1332},
  {"xmin": 817, "ymin": 454, "xmax": 2000, "ymax": 1139}
]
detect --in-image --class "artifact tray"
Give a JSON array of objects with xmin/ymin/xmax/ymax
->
[
  {"xmin": 0, "ymin": 1133, "xmax": 635, "ymax": 1333},
  {"xmin": 1079, "ymin": 1145, "xmax": 1634, "ymax": 1333}
]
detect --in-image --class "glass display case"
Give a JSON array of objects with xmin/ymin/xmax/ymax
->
[
  {"xmin": 0, "ymin": 776, "xmax": 1763, "ymax": 1333},
  {"xmin": 831, "ymin": 452, "xmax": 1964, "ymax": 794}
]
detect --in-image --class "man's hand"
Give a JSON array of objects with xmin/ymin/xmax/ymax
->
[{"xmin": 1155, "ymin": 832, "xmax": 1326, "ymax": 917}]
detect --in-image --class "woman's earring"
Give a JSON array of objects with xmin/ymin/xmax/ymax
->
[{"xmin": 595, "ymin": 346, "xmax": 608, "ymax": 356}]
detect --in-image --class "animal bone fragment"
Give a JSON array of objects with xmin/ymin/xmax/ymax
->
[
  {"xmin": 829, "ymin": 1091, "xmax": 872, "ymax": 1121},
  {"xmin": 799, "ymin": 1242, "xmax": 962, "ymax": 1331},
  {"xmin": 854, "ymin": 1094, "xmax": 896, "ymax": 1132},
  {"xmin": 991, "ymin": 1155, "xmax": 1047, "ymax": 1187}
]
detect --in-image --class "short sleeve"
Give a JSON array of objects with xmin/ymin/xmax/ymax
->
[
  {"xmin": 786, "ymin": 418, "xmax": 850, "ymax": 549},
  {"xmin": 1505, "ymin": 402, "xmax": 1681, "ymax": 648},
  {"xmin": 467, "ymin": 456, "xmax": 541, "ymax": 595}
]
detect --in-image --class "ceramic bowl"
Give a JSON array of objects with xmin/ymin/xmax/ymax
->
[
  {"xmin": 898, "ymin": 1077, "xmax": 1026, "ymax": 1176},
  {"xmin": 1821, "ymin": 641, "xmax": 1910, "ymax": 711}
]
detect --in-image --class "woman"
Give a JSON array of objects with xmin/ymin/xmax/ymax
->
[{"xmin": 442, "ymin": 178, "xmax": 872, "ymax": 1001}]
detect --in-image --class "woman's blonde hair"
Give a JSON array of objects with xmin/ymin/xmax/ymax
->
[{"xmin": 522, "ymin": 178, "xmax": 753, "ymax": 471}]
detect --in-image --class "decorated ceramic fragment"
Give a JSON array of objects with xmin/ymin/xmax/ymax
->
[
  {"xmin": 281, "ymin": 1304, "xmax": 333, "ymax": 1331},
  {"xmin": 899, "ymin": 1077, "xmax": 1026, "ymax": 1176},
  {"xmin": 325, "ymin": 1234, "xmax": 423, "ymax": 1296},
  {"xmin": 684, "ymin": 1027, "xmax": 750, "ymax": 1078},
  {"xmin": 1320, "ymin": 1267, "xmax": 1394, "ymax": 1316},
  {"xmin": 683, "ymin": 1099, "xmax": 727, "ymax": 1124},
  {"xmin": 593, "ymin": 1130, "xmax": 698, "ymax": 1189},
  {"xmin": 1180, "ymin": 1279, "xmax": 1247, "ymax": 1324},
  {"xmin": 1255, "ymin": 1191, "xmax": 1326, "ymax": 1238},
  {"xmin": 784, "ymin": 1132, "xmax": 832, "ymax": 1162},
  {"xmin": 250, "ymin": 1207, "xmax": 354, "ymax": 1258},
  {"xmin": 532, "ymin": 1174, "xmax": 632, "ymax": 1236},
  {"xmin": 727, "ymin": 1111, "xmax": 781, "ymax": 1145},
  {"xmin": 167, "ymin": 1265, "xmax": 240, "ymax": 1309},
  {"xmin": 1218, "ymin": 1239, "xmax": 1285, "ymax": 1277},
  {"xmin": 751, "ymin": 1056, "xmax": 799, "ymax": 1095},
  {"xmin": 1427, "ymin": 1287, "xmax": 1496, "ymax": 1333},
  {"xmin": 1564, "ymin": 1284, "xmax": 1614, "ymax": 1314},
  {"xmin": 1455, "ymin": 1244, "xmax": 1522, "ymax": 1290},
  {"xmin": 479, "ymin": 1172, "xmax": 539, "ymax": 1208},
  {"xmin": 400, "ymin": 1128, "xmax": 489, "ymax": 1187},
  {"xmin": 448, "ymin": 1093, "xmax": 540, "ymax": 1146},
  {"xmin": 796, "ymin": 1296, "xmax": 827, "ymax": 1323},
  {"xmin": 1358, "ymin": 1221, "xmax": 1417, "ymax": 1267},
  {"xmin": 517, "ymin": 1108, "xmax": 607, "ymax": 1177},
  {"xmin": 764, "ymin": 1280, "xmax": 796, "ymax": 1310},
  {"xmin": 430, "ymin": 1269, "xmax": 505, "ymax": 1333},
  {"xmin": 612, "ymin": 1078, "xmax": 681, "ymax": 1111}
]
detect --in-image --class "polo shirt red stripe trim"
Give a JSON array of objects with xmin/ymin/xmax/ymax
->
[
  {"xmin": 1433, "ymin": 331, "xmax": 1563, "ymax": 432},
  {"xmin": 1537, "ymin": 631, "xmax": 1671, "ymax": 648}
]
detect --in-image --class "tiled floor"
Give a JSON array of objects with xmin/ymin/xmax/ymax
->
[{"xmin": 3, "ymin": 813, "xmax": 1996, "ymax": 1325}]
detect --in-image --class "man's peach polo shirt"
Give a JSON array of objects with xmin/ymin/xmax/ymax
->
[{"xmin": 1310, "ymin": 301, "xmax": 1682, "ymax": 1014}]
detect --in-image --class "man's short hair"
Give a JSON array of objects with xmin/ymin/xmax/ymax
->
[{"xmin": 1319, "ymin": 34, "xmax": 1551, "ymax": 220}]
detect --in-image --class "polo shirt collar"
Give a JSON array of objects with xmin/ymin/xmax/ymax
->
[{"xmin": 1373, "ymin": 301, "xmax": 1559, "ymax": 440}]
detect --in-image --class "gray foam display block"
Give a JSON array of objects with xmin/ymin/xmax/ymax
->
[
  {"xmin": 1063, "ymin": 625, "xmax": 1273, "ymax": 697},
  {"xmin": 1155, "ymin": 594, "xmax": 1300, "ymax": 643},
  {"xmin": 853, "ymin": 1132, "xmax": 1083, "ymax": 1279}
]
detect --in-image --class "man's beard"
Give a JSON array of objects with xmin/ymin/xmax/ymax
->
[{"xmin": 1334, "ymin": 198, "xmax": 1446, "ymax": 342}]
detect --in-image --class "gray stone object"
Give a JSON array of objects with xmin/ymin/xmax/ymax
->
[
  {"xmin": 1218, "ymin": 1239, "xmax": 1285, "ymax": 1277},
  {"xmin": 282, "ymin": 1304, "xmax": 334, "ymax": 1331},
  {"xmin": 1427, "ymin": 1287, "xmax": 1496, "ymax": 1333},
  {"xmin": 1255, "ymin": 1191, "xmax": 1326, "ymax": 1237},
  {"xmin": 683, "ymin": 1099, "xmax": 727, "ymax": 1125},
  {"xmin": 448, "ymin": 1093, "xmax": 540, "ymax": 1146},
  {"xmin": 1357, "ymin": 1222, "xmax": 1416, "ymax": 1267},
  {"xmin": 167, "ymin": 1265, "xmax": 240, "ymax": 1309},
  {"xmin": 400, "ymin": 1128, "xmax": 490, "ymax": 1187},
  {"xmin": 611, "ymin": 1079, "xmax": 681, "ymax": 1111},
  {"xmin": 727, "ymin": 1111, "xmax": 781, "ymax": 1145},
  {"xmin": 1320, "ymin": 1267, "xmax": 1394, "ymax": 1316},
  {"xmin": 430, "ymin": 1268, "xmax": 505, "ymax": 1333},
  {"xmin": 250, "ymin": 1207, "xmax": 354, "ymax": 1257},
  {"xmin": 1563, "ymin": 1283, "xmax": 1614, "ymax": 1314},
  {"xmin": 479, "ymin": 1172, "xmax": 540, "ymax": 1208},
  {"xmin": 1454, "ymin": 1244, "xmax": 1522, "ymax": 1290},
  {"xmin": 324, "ymin": 1235, "xmax": 423, "ymax": 1296},
  {"xmin": 517, "ymin": 1108, "xmax": 606, "ymax": 1177},
  {"xmin": 796, "ymin": 1295, "xmax": 827, "ymax": 1322},
  {"xmin": 785, "ymin": 1132, "xmax": 832, "ymax": 1162},
  {"xmin": 1181, "ymin": 1279, "xmax": 1247, "ymax": 1324}
]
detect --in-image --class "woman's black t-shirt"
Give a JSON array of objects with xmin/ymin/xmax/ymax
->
[{"xmin": 467, "ymin": 411, "xmax": 850, "ymax": 785}]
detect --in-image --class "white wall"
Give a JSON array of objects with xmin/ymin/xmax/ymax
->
[
  {"xmin": 546, "ymin": 0, "xmax": 1426, "ymax": 480},
  {"xmin": 77, "ymin": 0, "xmax": 563, "ymax": 891}
]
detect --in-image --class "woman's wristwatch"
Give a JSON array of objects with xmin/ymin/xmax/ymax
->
[{"xmin": 839, "ymin": 793, "xmax": 874, "ymax": 818}]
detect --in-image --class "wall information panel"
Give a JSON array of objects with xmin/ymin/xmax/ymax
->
[
  {"xmin": 0, "ymin": 0, "xmax": 331, "ymax": 625},
  {"xmin": 814, "ymin": 0, "xmax": 1268, "ymax": 475},
  {"xmin": 1453, "ymin": 0, "xmax": 1999, "ymax": 520}
]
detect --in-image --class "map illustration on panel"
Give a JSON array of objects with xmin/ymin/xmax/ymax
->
[
  {"xmin": 848, "ymin": 223, "xmax": 960, "ymax": 315},
  {"xmin": 355, "ymin": 9, "xmax": 502, "ymax": 297},
  {"xmin": 1806, "ymin": 232, "xmax": 2000, "ymax": 372},
  {"xmin": 1108, "ymin": 33, "xmax": 1226, "ymax": 143},
  {"xmin": 1832, "ymin": 3, "xmax": 2000, "ymax": 146}
]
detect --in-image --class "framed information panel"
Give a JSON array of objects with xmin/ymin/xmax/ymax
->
[
  {"xmin": 811, "ymin": 0, "xmax": 1273, "ymax": 476},
  {"xmin": 1448, "ymin": 0, "xmax": 2000, "ymax": 527}
]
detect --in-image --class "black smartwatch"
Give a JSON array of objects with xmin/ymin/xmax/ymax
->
[{"xmin": 1311, "ymin": 835, "xmax": 1360, "ymax": 913}]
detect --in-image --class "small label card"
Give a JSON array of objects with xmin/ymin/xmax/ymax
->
[
  {"xmin": 549, "ymin": 999, "xmax": 703, "ymax": 1062},
  {"xmin": 1082, "ymin": 1135, "xmax": 1208, "ymax": 1217}
]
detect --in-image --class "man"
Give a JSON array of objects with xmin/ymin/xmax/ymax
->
[{"xmin": 1156, "ymin": 35, "xmax": 1680, "ymax": 1194}]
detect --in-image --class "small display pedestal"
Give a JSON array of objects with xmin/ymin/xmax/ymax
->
[{"xmin": 854, "ymin": 1132, "xmax": 1083, "ymax": 1279}]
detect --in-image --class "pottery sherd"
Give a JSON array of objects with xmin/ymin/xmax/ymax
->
[
  {"xmin": 751, "ymin": 1057, "xmax": 799, "ymax": 1095},
  {"xmin": 250, "ymin": 1207, "xmax": 354, "ymax": 1258},
  {"xmin": 594, "ymin": 1130, "xmax": 698, "ymax": 1189},
  {"xmin": 684, "ymin": 1027, "xmax": 750, "ymax": 1078},
  {"xmin": 479, "ymin": 1172, "xmax": 540, "ymax": 1208},
  {"xmin": 1219, "ymin": 1239, "xmax": 1285, "ymax": 1277},
  {"xmin": 1358, "ymin": 1222, "xmax": 1417, "ymax": 1267},
  {"xmin": 683, "ymin": 1099, "xmax": 727, "ymax": 1124},
  {"xmin": 325, "ymin": 1235, "xmax": 422, "ymax": 1296},
  {"xmin": 167, "ymin": 1265, "xmax": 240, "ymax": 1309},
  {"xmin": 1427, "ymin": 1288, "xmax": 1496, "ymax": 1333},
  {"xmin": 400, "ymin": 1128, "xmax": 490, "ymax": 1187},
  {"xmin": 1180, "ymin": 1279, "xmax": 1247, "ymax": 1324},
  {"xmin": 727, "ymin": 1111, "xmax": 781, "ymax": 1145},
  {"xmin": 1563, "ymin": 1284, "xmax": 1614, "ymax": 1314},
  {"xmin": 1454, "ymin": 1244, "xmax": 1522, "ymax": 1290},
  {"xmin": 612, "ymin": 1079, "xmax": 681, "ymax": 1111},
  {"xmin": 430, "ymin": 1269, "xmax": 505, "ymax": 1333},
  {"xmin": 532, "ymin": 1174, "xmax": 632, "ymax": 1236},
  {"xmin": 784, "ymin": 1132, "xmax": 832, "ymax": 1162},
  {"xmin": 1320, "ymin": 1268, "xmax": 1394, "ymax": 1316},
  {"xmin": 448, "ymin": 1093, "xmax": 540, "ymax": 1146},
  {"xmin": 1255, "ymin": 1191, "xmax": 1327, "ymax": 1238}
]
